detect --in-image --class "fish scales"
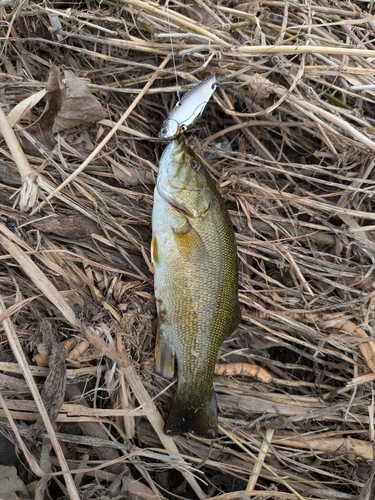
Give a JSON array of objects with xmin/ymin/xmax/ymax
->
[{"xmin": 152, "ymin": 138, "xmax": 240, "ymax": 438}]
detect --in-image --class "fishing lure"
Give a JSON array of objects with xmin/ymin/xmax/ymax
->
[{"xmin": 159, "ymin": 73, "xmax": 218, "ymax": 140}]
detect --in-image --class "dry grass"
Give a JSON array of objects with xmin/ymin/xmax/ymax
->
[{"xmin": 1, "ymin": 0, "xmax": 375, "ymax": 498}]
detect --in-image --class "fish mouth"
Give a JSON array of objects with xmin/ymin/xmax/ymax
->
[{"xmin": 171, "ymin": 138, "xmax": 188, "ymax": 158}]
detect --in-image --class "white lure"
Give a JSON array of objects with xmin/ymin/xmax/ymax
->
[{"xmin": 159, "ymin": 73, "xmax": 217, "ymax": 140}]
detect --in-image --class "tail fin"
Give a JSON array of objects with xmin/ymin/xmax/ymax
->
[{"xmin": 164, "ymin": 388, "xmax": 218, "ymax": 438}]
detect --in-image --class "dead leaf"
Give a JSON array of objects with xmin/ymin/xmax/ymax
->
[
  {"xmin": 40, "ymin": 65, "xmax": 107, "ymax": 135},
  {"xmin": 40, "ymin": 64, "xmax": 63, "ymax": 132},
  {"xmin": 0, "ymin": 465, "xmax": 30, "ymax": 500},
  {"xmin": 53, "ymin": 70, "xmax": 107, "ymax": 133},
  {"xmin": 247, "ymin": 74, "xmax": 273, "ymax": 102},
  {"xmin": 236, "ymin": 0, "xmax": 261, "ymax": 16},
  {"xmin": 112, "ymin": 164, "xmax": 155, "ymax": 186},
  {"xmin": 29, "ymin": 214, "xmax": 103, "ymax": 241},
  {"xmin": 122, "ymin": 476, "xmax": 159, "ymax": 500}
]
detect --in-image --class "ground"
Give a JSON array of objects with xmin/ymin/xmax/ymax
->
[{"xmin": 0, "ymin": 0, "xmax": 375, "ymax": 499}]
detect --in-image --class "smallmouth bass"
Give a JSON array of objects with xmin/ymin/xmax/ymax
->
[{"xmin": 151, "ymin": 138, "xmax": 240, "ymax": 438}]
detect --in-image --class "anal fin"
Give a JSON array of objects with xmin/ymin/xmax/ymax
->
[{"xmin": 155, "ymin": 330, "xmax": 175, "ymax": 378}]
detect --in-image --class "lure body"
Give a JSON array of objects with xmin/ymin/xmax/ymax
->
[
  {"xmin": 151, "ymin": 138, "xmax": 240, "ymax": 438},
  {"xmin": 159, "ymin": 73, "xmax": 217, "ymax": 140}
]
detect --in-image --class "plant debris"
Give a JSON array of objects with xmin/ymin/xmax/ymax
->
[{"xmin": 1, "ymin": 0, "xmax": 375, "ymax": 498}]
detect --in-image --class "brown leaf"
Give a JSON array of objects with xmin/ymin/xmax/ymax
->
[
  {"xmin": 122, "ymin": 477, "xmax": 159, "ymax": 500},
  {"xmin": 247, "ymin": 74, "xmax": 273, "ymax": 102},
  {"xmin": 112, "ymin": 164, "xmax": 155, "ymax": 186},
  {"xmin": 52, "ymin": 70, "xmax": 107, "ymax": 133},
  {"xmin": 40, "ymin": 65, "xmax": 107, "ymax": 135},
  {"xmin": 237, "ymin": 0, "xmax": 261, "ymax": 15},
  {"xmin": 0, "ymin": 465, "xmax": 30, "ymax": 499},
  {"xmin": 40, "ymin": 64, "xmax": 63, "ymax": 132},
  {"xmin": 29, "ymin": 214, "xmax": 103, "ymax": 241}
]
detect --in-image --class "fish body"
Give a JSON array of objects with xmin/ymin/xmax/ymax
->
[
  {"xmin": 159, "ymin": 73, "xmax": 217, "ymax": 140},
  {"xmin": 151, "ymin": 138, "xmax": 240, "ymax": 438}
]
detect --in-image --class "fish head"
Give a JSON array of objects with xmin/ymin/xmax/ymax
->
[
  {"xmin": 159, "ymin": 119, "xmax": 180, "ymax": 140},
  {"xmin": 157, "ymin": 139, "xmax": 212, "ymax": 218}
]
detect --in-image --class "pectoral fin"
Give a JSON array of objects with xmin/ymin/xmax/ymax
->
[
  {"xmin": 172, "ymin": 219, "xmax": 206, "ymax": 260},
  {"xmin": 155, "ymin": 330, "xmax": 175, "ymax": 378}
]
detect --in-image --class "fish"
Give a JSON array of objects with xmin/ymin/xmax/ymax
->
[
  {"xmin": 151, "ymin": 138, "xmax": 240, "ymax": 438},
  {"xmin": 158, "ymin": 73, "xmax": 217, "ymax": 140}
]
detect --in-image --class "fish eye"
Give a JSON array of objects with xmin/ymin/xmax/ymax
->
[
  {"xmin": 160, "ymin": 127, "xmax": 168, "ymax": 137},
  {"xmin": 191, "ymin": 159, "xmax": 200, "ymax": 171},
  {"xmin": 180, "ymin": 124, "xmax": 187, "ymax": 132}
]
